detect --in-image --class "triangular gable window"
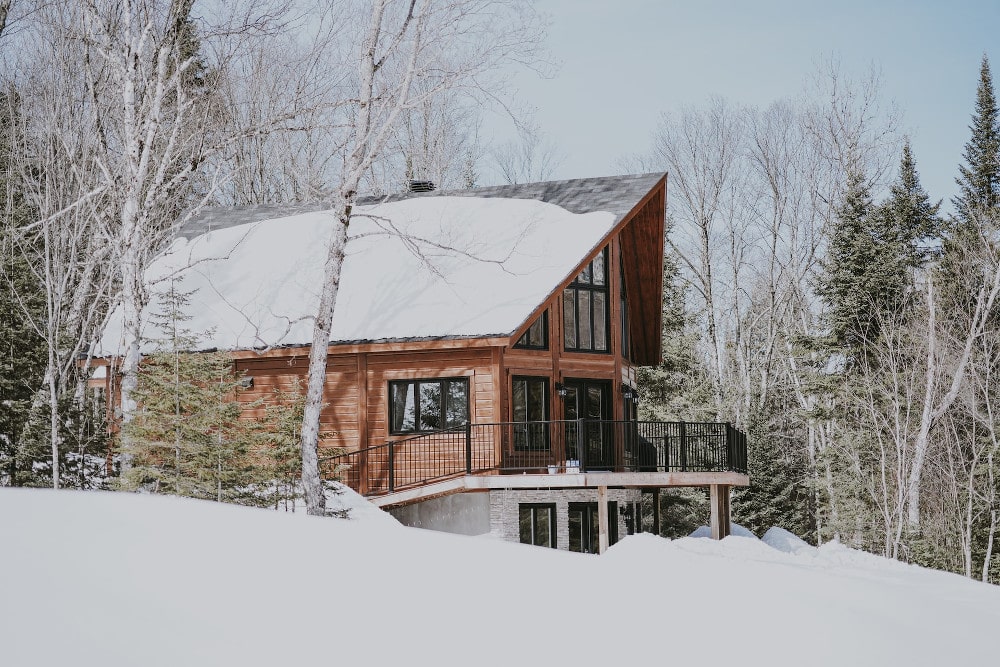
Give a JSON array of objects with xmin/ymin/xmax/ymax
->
[{"xmin": 514, "ymin": 311, "xmax": 548, "ymax": 350}]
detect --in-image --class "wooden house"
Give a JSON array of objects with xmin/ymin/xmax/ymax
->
[{"xmin": 95, "ymin": 173, "xmax": 749, "ymax": 552}]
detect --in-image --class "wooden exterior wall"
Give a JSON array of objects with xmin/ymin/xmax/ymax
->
[
  {"xmin": 500, "ymin": 175, "xmax": 665, "ymax": 425},
  {"xmin": 232, "ymin": 346, "xmax": 499, "ymax": 456}
]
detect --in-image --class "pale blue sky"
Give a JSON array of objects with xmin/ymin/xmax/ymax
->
[{"xmin": 490, "ymin": 0, "xmax": 1000, "ymax": 212}]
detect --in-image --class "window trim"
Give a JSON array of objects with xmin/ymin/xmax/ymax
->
[
  {"xmin": 388, "ymin": 377, "xmax": 470, "ymax": 435},
  {"xmin": 563, "ymin": 247, "xmax": 611, "ymax": 354}
]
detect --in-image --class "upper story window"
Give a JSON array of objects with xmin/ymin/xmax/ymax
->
[
  {"xmin": 513, "ymin": 312, "xmax": 548, "ymax": 350},
  {"xmin": 389, "ymin": 378, "xmax": 469, "ymax": 434},
  {"xmin": 563, "ymin": 248, "xmax": 609, "ymax": 353}
]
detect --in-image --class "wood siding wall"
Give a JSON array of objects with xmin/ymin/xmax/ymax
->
[{"xmin": 234, "ymin": 347, "xmax": 498, "ymax": 456}]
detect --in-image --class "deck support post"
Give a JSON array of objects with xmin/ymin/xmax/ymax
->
[
  {"xmin": 709, "ymin": 484, "xmax": 731, "ymax": 540},
  {"xmin": 597, "ymin": 485, "xmax": 609, "ymax": 554},
  {"xmin": 652, "ymin": 488, "xmax": 660, "ymax": 536}
]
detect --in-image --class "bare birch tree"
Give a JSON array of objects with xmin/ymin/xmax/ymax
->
[{"xmin": 296, "ymin": 0, "xmax": 543, "ymax": 515}]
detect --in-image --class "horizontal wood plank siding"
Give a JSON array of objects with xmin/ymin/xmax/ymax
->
[{"xmin": 366, "ymin": 348, "xmax": 497, "ymax": 448}]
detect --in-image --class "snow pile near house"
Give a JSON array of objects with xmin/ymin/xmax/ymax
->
[
  {"xmin": 97, "ymin": 197, "xmax": 616, "ymax": 355},
  {"xmin": 4, "ymin": 489, "xmax": 1000, "ymax": 666},
  {"xmin": 689, "ymin": 522, "xmax": 758, "ymax": 539}
]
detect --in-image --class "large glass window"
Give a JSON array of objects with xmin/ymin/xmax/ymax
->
[
  {"xmin": 519, "ymin": 503, "xmax": 556, "ymax": 548},
  {"xmin": 513, "ymin": 311, "xmax": 548, "ymax": 350},
  {"xmin": 563, "ymin": 248, "xmax": 609, "ymax": 353},
  {"xmin": 389, "ymin": 378, "xmax": 469, "ymax": 434},
  {"xmin": 512, "ymin": 376, "xmax": 549, "ymax": 451}
]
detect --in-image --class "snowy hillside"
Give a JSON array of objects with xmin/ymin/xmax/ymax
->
[{"xmin": 3, "ymin": 489, "xmax": 999, "ymax": 666}]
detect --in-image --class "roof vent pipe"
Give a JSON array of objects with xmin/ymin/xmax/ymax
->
[{"xmin": 407, "ymin": 179, "xmax": 436, "ymax": 193}]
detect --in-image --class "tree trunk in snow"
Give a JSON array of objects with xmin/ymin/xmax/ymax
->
[{"xmin": 299, "ymin": 213, "xmax": 350, "ymax": 515}]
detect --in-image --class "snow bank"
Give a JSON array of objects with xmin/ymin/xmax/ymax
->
[
  {"xmin": 4, "ymin": 489, "xmax": 1000, "ymax": 667},
  {"xmin": 689, "ymin": 522, "xmax": 757, "ymax": 539},
  {"xmin": 97, "ymin": 197, "xmax": 617, "ymax": 354},
  {"xmin": 762, "ymin": 526, "xmax": 814, "ymax": 554}
]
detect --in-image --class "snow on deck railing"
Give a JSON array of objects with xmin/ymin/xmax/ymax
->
[{"xmin": 320, "ymin": 420, "xmax": 748, "ymax": 497}]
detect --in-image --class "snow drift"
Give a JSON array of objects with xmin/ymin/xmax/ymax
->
[{"xmin": 3, "ymin": 488, "xmax": 999, "ymax": 666}]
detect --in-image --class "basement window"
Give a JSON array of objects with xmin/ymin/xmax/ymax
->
[
  {"xmin": 519, "ymin": 503, "xmax": 556, "ymax": 548},
  {"xmin": 389, "ymin": 378, "xmax": 469, "ymax": 434}
]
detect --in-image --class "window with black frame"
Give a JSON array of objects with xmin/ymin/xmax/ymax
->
[
  {"xmin": 513, "ymin": 311, "xmax": 548, "ymax": 349},
  {"xmin": 563, "ymin": 247, "xmax": 609, "ymax": 352},
  {"xmin": 389, "ymin": 378, "xmax": 469, "ymax": 434},
  {"xmin": 512, "ymin": 376, "xmax": 549, "ymax": 451},
  {"xmin": 519, "ymin": 503, "xmax": 556, "ymax": 548}
]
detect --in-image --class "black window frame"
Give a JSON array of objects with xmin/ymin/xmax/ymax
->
[
  {"xmin": 563, "ymin": 247, "xmax": 611, "ymax": 354},
  {"xmin": 512, "ymin": 375, "xmax": 550, "ymax": 451},
  {"xmin": 519, "ymin": 503, "xmax": 557, "ymax": 548},
  {"xmin": 568, "ymin": 501, "xmax": 618, "ymax": 554},
  {"xmin": 620, "ymin": 258, "xmax": 631, "ymax": 361},
  {"xmin": 388, "ymin": 377, "xmax": 470, "ymax": 435},
  {"xmin": 513, "ymin": 311, "xmax": 549, "ymax": 350}
]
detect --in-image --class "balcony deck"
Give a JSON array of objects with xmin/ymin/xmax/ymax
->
[{"xmin": 321, "ymin": 420, "xmax": 750, "ymax": 504}]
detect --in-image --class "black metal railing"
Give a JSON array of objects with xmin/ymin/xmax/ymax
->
[{"xmin": 320, "ymin": 420, "xmax": 748, "ymax": 497}]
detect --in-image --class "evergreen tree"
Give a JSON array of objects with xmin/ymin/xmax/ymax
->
[
  {"xmin": 816, "ymin": 169, "xmax": 882, "ymax": 348},
  {"xmin": 120, "ymin": 283, "xmax": 268, "ymax": 504},
  {"xmin": 258, "ymin": 383, "xmax": 306, "ymax": 511},
  {"xmin": 637, "ymin": 250, "xmax": 715, "ymax": 422},
  {"xmin": 816, "ymin": 157, "xmax": 935, "ymax": 351},
  {"xmin": 0, "ymin": 228, "xmax": 47, "ymax": 485},
  {"xmin": 0, "ymin": 89, "xmax": 47, "ymax": 486},
  {"xmin": 940, "ymin": 56, "xmax": 1000, "ymax": 314},
  {"xmin": 881, "ymin": 141, "xmax": 942, "ymax": 271},
  {"xmin": 953, "ymin": 55, "xmax": 1000, "ymax": 223}
]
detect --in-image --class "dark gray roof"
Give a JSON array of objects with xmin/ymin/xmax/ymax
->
[{"xmin": 179, "ymin": 173, "xmax": 666, "ymax": 239}]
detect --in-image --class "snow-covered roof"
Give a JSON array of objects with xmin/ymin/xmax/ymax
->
[{"xmin": 97, "ymin": 174, "xmax": 665, "ymax": 355}]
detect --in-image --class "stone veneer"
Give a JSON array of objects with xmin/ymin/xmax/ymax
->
[{"xmin": 489, "ymin": 487, "xmax": 643, "ymax": 551}]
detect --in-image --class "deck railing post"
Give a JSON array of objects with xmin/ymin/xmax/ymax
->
[
  {"xmin": 679, "ymin": 422, "xmax": 687, "ymax": 472},
  {"xmin": 465, "ymin": 423, "xmax": 473, "ymax": 475},
  {"xmin": 388, "ymin": 442, "xmax": 395, "ymax": 493},
  {"xmin": 726, "ymin": 423, "xmax": 734, "ymax": 472},
  {"xmin": 577, "ymin": 418, "xmax": 586, "ymax": 472}
]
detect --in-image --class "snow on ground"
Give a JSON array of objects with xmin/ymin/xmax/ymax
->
[
  {"xmin": 97, "ymin": 197, "xmax": 616, "ymax": 355},
  {"xmin": 3, "ymin": 489, "xmax": 1000, "ymax": 666}
]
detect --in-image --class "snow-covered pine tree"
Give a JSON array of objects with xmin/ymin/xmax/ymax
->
[
  {"xmin": 120, "ymin": 282, "xmax": 267, "ymax": 505},
  {"xmin": 0, "ymin": 92, "xmax": 46, "ymax": 486}
]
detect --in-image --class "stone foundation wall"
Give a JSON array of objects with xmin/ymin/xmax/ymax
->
[{"xmin": 489, "ymin": 487, "xmax": 642, "ymax": 550}]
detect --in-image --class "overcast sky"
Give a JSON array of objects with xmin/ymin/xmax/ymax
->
[{"xmin": 485, "ymin": 0, "xmax": 1000, "ymax": 212}]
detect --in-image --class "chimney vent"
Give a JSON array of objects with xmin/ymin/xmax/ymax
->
[{"xmin": 407, "ymin": 179, "xmax": 436, "ymax": 193}]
